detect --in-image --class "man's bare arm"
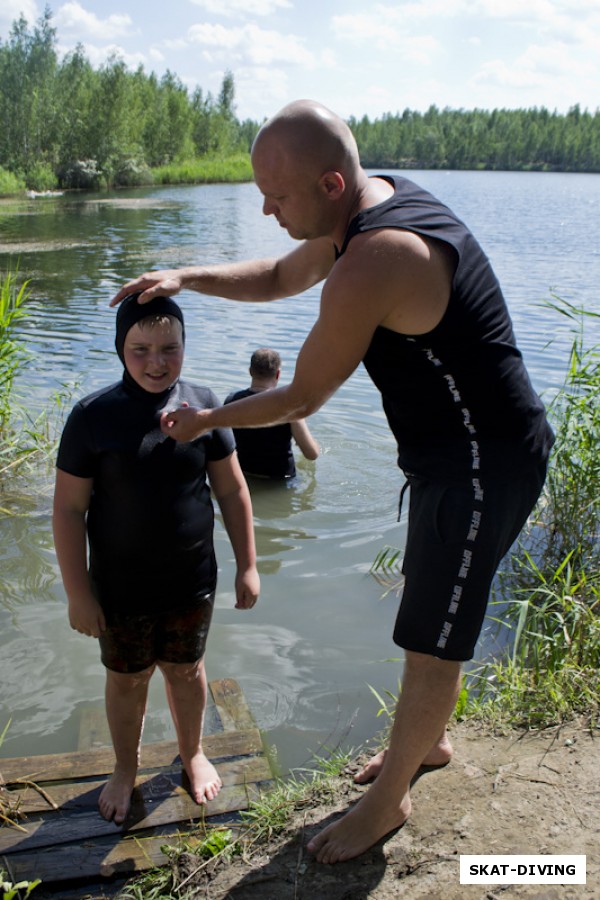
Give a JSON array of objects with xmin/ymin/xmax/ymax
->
[
  {"xmin": 290, "ymin": 419, "xmax": 320, "ymax": 460},
  {"xmin": 110, "ymin": 238, "xmax": 336, "ymax": 306}
]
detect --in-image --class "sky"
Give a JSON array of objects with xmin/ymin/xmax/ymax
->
[{"xmin": 2, "ymin": 0, "xmax": 599, "ymax": 122}]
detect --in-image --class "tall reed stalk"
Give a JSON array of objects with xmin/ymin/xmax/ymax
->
[
  {"xmin": 0, "ymin": 271, "xmax": 62, "ymax": 490},
  {"xmin": 0, "ymin": 271, "xmax": 30, "ymax": 430}
]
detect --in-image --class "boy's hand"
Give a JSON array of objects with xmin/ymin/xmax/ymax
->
[
  {"xmin": 235, "ymin": 567, "xmax": 260, "ymax": 610},
  {"xmin": 68, "ymin": 594, "xmax": 106, "ymax": 638}
]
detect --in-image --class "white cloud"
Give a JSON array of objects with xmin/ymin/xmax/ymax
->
[
  {"xmin": 70, "ymin": 40, "xmax": 146, "ymax": 70},
  {"xmin": 54, "ymin": 2, "xmax": 133, "ymax": 41},
  {"xmin": 331, "ymin": 13, "xmax": 392, "ymax": 44},
  {"xmin": 235, "ymin": 64, "xmax": 290, "ymax": 115},
  {"xmin": 187, "ymin": 22, "xmax": 316, "ymax": 67},
  {"xmin": 190, "ymin": 0, "xmax": 292, "ymax": 16},
  {"xmin": 0, "ymin": 0, "xmax": 38, "ymax": 29}
]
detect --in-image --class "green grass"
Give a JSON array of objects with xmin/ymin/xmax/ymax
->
[
  {"xmin": 151, "ymin": 153, "xmax": 253, "ymax": 185},
  {"xmin": 0, "ymin": 167, "xmax": 26, "ymax": 197}
]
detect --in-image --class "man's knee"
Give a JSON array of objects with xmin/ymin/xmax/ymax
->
[{"xmin": 403, "ymin": 649, "xmax": 462, "ymax": 680}]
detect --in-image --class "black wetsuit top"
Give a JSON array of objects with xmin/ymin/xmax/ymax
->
[
  {"xmin": 225, "ymin": 388, "xmax": 296, "ymax": 478},
  {"xmin": 346, "ymin": 175, "xmax": 554, "ymax": 483},
  {"xmin": 56, "ymin": 375, "xmax": 235, "ymax": 614}
]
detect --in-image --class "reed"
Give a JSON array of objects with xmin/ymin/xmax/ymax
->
[
  {"xmin": 0, "ymin": 272, "xmax": 30, "ymax": 429},
  {"xmin": 0, "ymin": 272, "xmax": 66, "ymax": 491}
]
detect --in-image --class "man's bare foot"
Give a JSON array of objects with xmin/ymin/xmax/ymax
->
[
  {"xmin": 307, "ymin": 780, "xmax": 411, "ymax": 864},
  {"xmin": 99, "ymin": 766, "xmax": 137, "ymax": 824},
  {"xmin": 354, "ymin": 733, "xmax": 453, "ymax": 784},
  {"xmin": 184, "ymin": 752, "xmax": 222, "ymax": 804}
]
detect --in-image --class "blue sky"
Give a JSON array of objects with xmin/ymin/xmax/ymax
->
[{"xmin": 2, "ymin": 0, "xmax": 599, "ymax": 122}]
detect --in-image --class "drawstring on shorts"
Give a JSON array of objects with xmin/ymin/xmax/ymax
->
[{"xmin": 398, "ymin": 479, "xmax": 410, "ymax": 522}]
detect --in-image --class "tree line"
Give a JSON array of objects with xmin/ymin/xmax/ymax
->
[
  {"xmin": 1, "ymin": 8, "xmax": 599, "ymax": 193},
  {"xmin": 0, "ymin": 8, "xmax": 258, "ymax": 190},
  {"xmin": 349, "ymin": 105, "xmax": 600, "ymax": 172}
]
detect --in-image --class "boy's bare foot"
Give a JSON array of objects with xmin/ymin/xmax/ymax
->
[
  {"xmin": 307, "ymin": 780, "xmax": 411, "ymax": 864},
  {"xmin": 354, "ymin": 733, "xmax": 453, "ymax": 784},
  {"xmin": 185, "ymin": 752, "xmax": 222, "ymax": 804},
  {"xmin": 99, "ymin": 766, "xmax": 137, "ymax": 824}
]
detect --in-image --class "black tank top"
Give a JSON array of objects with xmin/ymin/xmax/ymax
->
[
  {"xmin": 342, "ymin": 175, "xmax": 554, "ymax": 482},
  {"xmin": 225, "ymin": 388, "xmax": 296, "ymax": 478}
]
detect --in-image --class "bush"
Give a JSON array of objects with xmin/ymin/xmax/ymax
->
[
  {"xmin": 58, "ymin": 159, "xmax": 101, "ymax": 190},
  {"xmin": 113, "ymin": 156, "xmax": 154, "ymax": 187},
  {"xmin": 0, "ymin": 166, "xmax": 26, "ymax": 196},
  {"xmin": 25, "ymin": 161, "xmax": 59, "ymax": 192}
]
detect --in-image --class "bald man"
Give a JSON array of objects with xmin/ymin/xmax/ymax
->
[{"xmin": 111, "ymin": 99, "xmax": 553, "ymax": 864}]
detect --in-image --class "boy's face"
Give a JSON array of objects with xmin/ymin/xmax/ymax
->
[{"xmin": 123, "ymin": 318, "xmax": 184, "ymax": 393}]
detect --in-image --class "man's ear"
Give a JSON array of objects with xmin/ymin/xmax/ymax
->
[
  {"xmin": 319, "ymin": 170, "xmax": 345, "ymax": 200},
  {"xmin": 275, "ymin": 368, "xmax": 281, "ymax": 381}
]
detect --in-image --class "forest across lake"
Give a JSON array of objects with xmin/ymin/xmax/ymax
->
[{"xmin": 1, "ymin": 9, "xmax": 600, "ymax": 197}]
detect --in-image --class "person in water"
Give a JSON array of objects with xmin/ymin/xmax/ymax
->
[
  {"xmin": 53, "ymin": 294, "xmax": 259, "ymax": 825},
  {"xmin": 225, "ymin": 347, "xmax": 320, "ymax": 479},
  {"xmin": 110, "ymin": 100, "xmax": 553, "ymax": 862}
]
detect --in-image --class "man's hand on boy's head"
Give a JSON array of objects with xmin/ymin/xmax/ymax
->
[
  {"xmin": 160, "ymin": 404, "xmax": 210, "ymax": 442},
  {"xmin": 110, "ymin": 269, "xmax": 184, "ymax": 307}
]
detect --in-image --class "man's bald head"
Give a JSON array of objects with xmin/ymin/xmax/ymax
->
[{"xmin": 251, "ymin": 100, "xmax": 361, "ymax": 182}]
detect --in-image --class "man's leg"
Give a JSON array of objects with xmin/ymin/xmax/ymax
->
[
  {"xmin": 307, "ymin": 650, "xmax": 462, "ymax": 864},
  {"xmin": 100, "ymin": 665, "xmax": 154, "ymax": 824},
  {"xmin": 160, "ymin": 657, "xmax": 222, "ymax": 804}
]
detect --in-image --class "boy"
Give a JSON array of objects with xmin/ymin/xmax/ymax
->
[
  {"xmin": 225, "ymin": 348, "xmax": 320, "ymax": 479},
  {"xmin": 53, "ymin": 294, "xmax": 260, "ymax": 825}
]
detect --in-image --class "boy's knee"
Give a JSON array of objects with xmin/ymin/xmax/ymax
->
[
  {"xmin": 158, "ymin": 657, "xmax": 204, "ymax": 682},
  {"xmin": 106, "ymin": 664, "xmax": 155, "ymax": 690}
]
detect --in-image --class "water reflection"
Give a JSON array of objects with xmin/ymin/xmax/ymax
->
[{"xmin": 0, "ymin": 504, "xmax": 57, "ymax": 613}]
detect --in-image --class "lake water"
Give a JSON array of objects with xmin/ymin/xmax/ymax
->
[{"xmin": 1, "ymin": 170, "xmax": 599, "ymax": 774}]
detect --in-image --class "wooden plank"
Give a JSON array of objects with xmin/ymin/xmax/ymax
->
[
  {"xmin": 4, "ymin": 754, "xmax": 272, "ymax": 816},
  {"xmin": 2, "ymin": 821, "xmax": 245, "ymax": 885},
  {"xmin": 0, "ymin": 728, "xmax": 262, "ymax": 785},
  {"xmin": 209, "ymin": 678, "xmax": 258, "ymax": 732},
  {"xmin": 0, "ymin": 771, "xmax": 271, "ymax": 856}
]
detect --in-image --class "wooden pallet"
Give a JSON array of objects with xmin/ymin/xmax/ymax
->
[{"xmin": 0, "ymin": 678, "xmax": 273, "ymax": 889}]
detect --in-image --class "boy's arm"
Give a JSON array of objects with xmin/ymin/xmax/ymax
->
[
  {"xmin": 207, "ymin": 454, "xmax": 260, "ymax": 610},
  {"xmin": 290, "ymin": 419, "xmax": 320, "ymax": 460},
  {"xmin": 52, "ymin": 469, "xmax": 106, "ymax": 638}
]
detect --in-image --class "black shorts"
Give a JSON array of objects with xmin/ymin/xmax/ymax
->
[
  {"xmin": 394, "ymin": 462, "xmax": 547, "ymax": 661},
  {"xmin": 99, "ymin": 593, "xmax": 215, "ymax": 674}
]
